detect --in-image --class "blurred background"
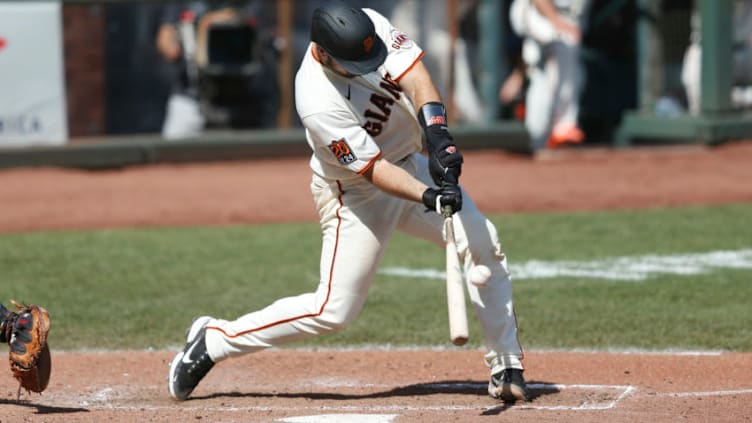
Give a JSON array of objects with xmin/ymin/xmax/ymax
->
[{"xmin": 0, "ymin": 0, "xmax": 751, "ymax": 158}]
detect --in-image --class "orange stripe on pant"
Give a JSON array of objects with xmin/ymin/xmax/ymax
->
[{"xmin": 206, "ymin": 182, "xmax": 345, "ymax": 339}]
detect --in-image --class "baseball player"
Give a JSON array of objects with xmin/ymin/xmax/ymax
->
[
  {"xmin": 168, "ymin": 0, "xmax": 527, "ymax": 403},
  {"xmin": 510, "ymin": 0, "xmax": 591, "ymax": 149}
]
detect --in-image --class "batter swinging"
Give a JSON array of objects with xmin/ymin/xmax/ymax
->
[{"xmin": 168, "ymin": 0, "xmax": 527, "ymax": 403}]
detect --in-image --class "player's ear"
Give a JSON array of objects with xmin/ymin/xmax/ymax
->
[{"xmin": 314, "ymin": 43, "xmax": 329, "ymax": 62}]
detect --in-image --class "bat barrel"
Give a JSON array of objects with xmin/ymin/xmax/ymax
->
[{"xmin": 445, "ymin": 216, "xmax": 469, "ymax": 346}]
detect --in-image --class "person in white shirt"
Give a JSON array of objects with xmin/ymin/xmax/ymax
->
[{"xmin": 510, "ymin": 0, "xmax": 591, "ymax": 149}]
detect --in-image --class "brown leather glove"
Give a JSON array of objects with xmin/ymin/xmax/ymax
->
[{"xmin": 1, "ymin": 300, "xmax": 51, "ymax": 397}]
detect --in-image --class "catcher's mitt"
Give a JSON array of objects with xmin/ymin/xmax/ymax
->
[{"xmin": 2, "ymin": 300, "xmax": 51, "ymax": 397}]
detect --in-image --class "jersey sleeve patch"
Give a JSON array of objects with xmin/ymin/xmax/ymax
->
[
  {"xmin": 389, "ymin": 29, "xmax": 414, "ymax": 49},
  {"xmin": 328, "ymin": 138, "xmax": 358, "ymax": 165}
]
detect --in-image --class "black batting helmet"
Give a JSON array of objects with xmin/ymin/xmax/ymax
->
[{"xmin": 310, "ymin": 1, "xmax": 387, "ymax": 75}]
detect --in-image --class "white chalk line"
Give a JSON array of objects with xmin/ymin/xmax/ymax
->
[
  {"xmin": 650, "ymin": 388, "xmax": 752, "ymax": 398},
  {"xmin": 277, "ymin": 415, "xmax": 398, "ymax": 423},
  {"xmin": 65, "ymin": 382, "xmax": 637, "ymax": 413},
  {"xmin": 380, "ymin": 248, "xmax": 752, "ymax": 282}
]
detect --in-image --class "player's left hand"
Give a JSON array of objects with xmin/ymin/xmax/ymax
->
[
  {"xmin": 422, "ymin": 183, "xmax": 462, "ymax": 214},
  {"xmin": 426, "ymin": 127, "xmax": 463, "ymax": 185},
  {"xmin": 418, "ymin": 102, "xmax": 463, "ymax": 185}
]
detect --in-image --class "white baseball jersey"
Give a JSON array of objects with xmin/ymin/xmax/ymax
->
[{"xmin": 295, "ymin": 8, "xmax": 425, "ymax": 182}]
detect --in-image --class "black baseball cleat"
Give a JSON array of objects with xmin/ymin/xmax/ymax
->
[
  {"xmin": 488, "ymin": 368, "xmax": 528, "ymax": 403},
  {"xmin": 168, "ymin": 316, "xmax": 214, "ymax": 400}
]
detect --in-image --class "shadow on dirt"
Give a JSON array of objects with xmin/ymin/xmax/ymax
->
[
  {"xmin": 0, "ymin": 398, "xmax": 89, "ymax": 415},
  {"xmin": 194, "ymin": 379, "xmax": 560, "ymax": 404}
]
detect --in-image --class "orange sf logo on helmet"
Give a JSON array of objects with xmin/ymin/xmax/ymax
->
[{"xmin": 363, "ymin": 35, "xmax": 374, "ymax": 53}]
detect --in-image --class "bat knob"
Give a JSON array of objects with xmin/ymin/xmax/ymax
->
[{"xmin": 442, "ymin": 204, "xmax": 453, "ymax": 218}]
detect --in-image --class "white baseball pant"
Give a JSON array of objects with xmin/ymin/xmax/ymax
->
[{"xmin": 203, "ymin": 153, "xmax": 524, "ymax": 371}]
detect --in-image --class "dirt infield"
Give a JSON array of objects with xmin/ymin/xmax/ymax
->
[
  {"xmin": 1, "ymin": 350, "xmax": 751, "ymax": 422},
  {"xmin": 1, "ymin": 142, "xmax": 752, "ymax": 422}
]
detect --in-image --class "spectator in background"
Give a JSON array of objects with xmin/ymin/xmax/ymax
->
[
  {"xmin": 681, "ymin": 0, "xmax": 752, "ymax": 115},
  {"xmin": 498, "ymin": 1, "xmax": 527, "ymax": 121},
  {"xmin": 156, "ymin": 1, "xmax": 279, "ymax": 140},
  {"xmin": 509, "ymin": 0, "xmax": 591, "ymax": 150}
]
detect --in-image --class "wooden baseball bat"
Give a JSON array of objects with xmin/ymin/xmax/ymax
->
[{"xmin": 443, "ymin": 206, "xmax": 469, "ymax": 346}]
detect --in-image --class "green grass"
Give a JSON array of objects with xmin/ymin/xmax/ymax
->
[{"xmin": 1, "ymin": 204, "xmax": 750, "ymax": 351}]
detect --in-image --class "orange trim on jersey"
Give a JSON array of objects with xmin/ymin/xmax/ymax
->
[
  {"xmin": 207, "ymin": 182, "xmax": 346, "ymax": 339},
  {"xmin": 356, "ymin": 151, "xmax": 382, "ymax": 175},
  {"xmin": 394, "ymin": 51, "xmax": 426, "ymax": 82}
]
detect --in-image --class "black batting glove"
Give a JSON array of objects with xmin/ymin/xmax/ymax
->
[
  {"xmin": 418, "ymin": 102, "xmax": 463, "ymax": 185},
  {"xmin": 425, "ymin": 127, "xmax": 463, "ymax": 185},
  {"xmin": 422, "ymin": 183, "xmax": 463, "ymax": 215}
]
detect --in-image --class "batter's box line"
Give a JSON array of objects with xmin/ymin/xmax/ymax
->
[
  {"xmin": 646, "ymin": 388, "xmax": 752, "ymax": 398},
  {"xmin": 65, "ymin": 382, "xmax": 636, "ymax": 413},
  {"xmin": 420, "ymin": 382, "xmax": 637, "ymax": 411},
  {"xmin": 527, "ymin": 383, "xmax": 636, "ymax": 411}
]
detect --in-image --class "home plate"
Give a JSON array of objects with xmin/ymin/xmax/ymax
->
[{"xmin": 277, "ymin": 414, "xmax": 399, "ymax": 423}]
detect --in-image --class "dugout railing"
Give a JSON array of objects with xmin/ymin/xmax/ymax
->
[{"xmin": 618, "ymin": 0, "xmax": 752, "ymax": 145}]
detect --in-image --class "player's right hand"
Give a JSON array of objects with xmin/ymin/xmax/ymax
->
[{"xmin": 422, "ymin": 184, "xmax": 462, "ymax": 215}]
